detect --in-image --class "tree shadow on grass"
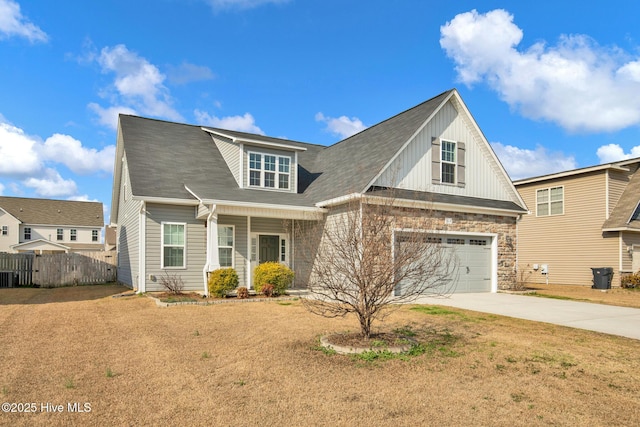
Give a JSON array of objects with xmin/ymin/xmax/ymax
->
[{"xmin": 0, "ymin": 283, "xmax": 130, "ymax": 305}]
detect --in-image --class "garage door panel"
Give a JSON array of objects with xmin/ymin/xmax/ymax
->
[{"xmin": 397, "ymin": 234, "xmax": 492, "ymax": 295}]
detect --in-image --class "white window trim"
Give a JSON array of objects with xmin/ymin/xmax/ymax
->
[
  {"xmin": 57, "ymin": 228, "xmax": 64, "ymax": 241},
  {"xmin": 24, "ymin": 227, "xmax": 31, "ymax": 240},
  {"xmin": 536, "ymin": 186, "xmax": 564, "ymax": 217},
  {"xmin": 70, "ymin": 229, "xmax": 77, "ymax": 241},
  {"xmin": 1, "ymin": 225, "xmax": 7, "ymax": 236},
  {"xmin": 218, "ymin": 224, "xmax": 235, "ymax": 268},
  {"xmin": 440, "ymin": 139, "xmax": 457, "ymax": 185},
  {"xmin": 247, "ymin": 150, "xmax": 292, "ymax": 191},
  {"xmin": 161, "ymin": 222, "xmax": 187, "ymax": 269},
  {"xmin": 92, "ymin": 229, "xmax": 99, "ymax": 242}
]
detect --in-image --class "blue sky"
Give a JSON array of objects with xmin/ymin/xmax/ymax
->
[{"xmin": 2, "ymin": 0, "xmax": 640, "ymax": 223}]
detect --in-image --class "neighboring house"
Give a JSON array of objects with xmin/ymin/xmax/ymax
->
[
  {"xmin": 0, "ymin": 196, "xmax": 104, "ymax": 254},
  {"xmin": 104, "ymin": 225, "xmax": 117, "ymax": 251},
  {"xmin": 110, "ymin": 89, "xmax": 527, "ymax": 294},
  {"xmin": 515, "ymin": 158, "xmax": 640, "ymax": 287}
]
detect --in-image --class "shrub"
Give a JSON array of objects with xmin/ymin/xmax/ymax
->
[
  {"xmin": 253, "ymin": 262, "xmax": 294, "ymax": 296},
  {"xmin": 621, "ymin": 272, "xmax": 640, "ymax": 289},
  {"xmin": 237, "ymin": 286, "xmax": 249, "ymax": 299},
  {"xmin": 160, "ymin": 272, "xmax": 185, "ymax": 295},
  {"xmin": 208, "ymin": 268, "xmax": 239, "ymax": 297}
]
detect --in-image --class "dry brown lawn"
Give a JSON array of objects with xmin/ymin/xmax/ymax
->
[
  {"xmin": 526, "ymin": 284, "xmax": 640, "ymax": 308},
  {"xmin": 1, "ymin": 284, "xmax": 639, "ymax": 426}
]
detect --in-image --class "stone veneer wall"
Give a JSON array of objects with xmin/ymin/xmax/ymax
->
[{"xmin": 390, "ymin": 207, "xmax": 518, "ymax": 290}]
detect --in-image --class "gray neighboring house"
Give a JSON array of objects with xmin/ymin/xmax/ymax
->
[
  {"xmin": 110, "ymin": 89, "xmax": 527, "ymax": 294},
  {"xmin": 0, "ymin": 196, "xmax": 104, "ymax": 254}
]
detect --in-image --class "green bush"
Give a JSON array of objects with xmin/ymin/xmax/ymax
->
[
  {"xmin": 208, "ymin": 268, "xmax": 239, "ymax": 297},
  {"xmin": 621, "ymin": 272, "xmax": 640, "ymax": 289},
  {"xmin": 253, "ymin": 262, "xmax": 294, "ymax": 296}
]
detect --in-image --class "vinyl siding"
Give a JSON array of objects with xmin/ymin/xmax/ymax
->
[
  {"xmin": 116, "ymin": 158, "xmax": 140, "ymax": 288},
  {"xmin": 0, "ymin": 211, "xmax": 19, "ymax": 252},
  {"xmin": 218, "ymin": 215, "xmax": 248, "ymax": 287},
  {"xmin": 374, "ymin": 100, "xmax": 517, "ymax": 204},
  {"xmin": 607, "ymin": 169, "xmax": 630, "ymax": 218},
  {"xmin": 517, "ymin": 171, "xmax": 622, "ymax": 287},
  {"xmin": 213, "ymin": 136, "xmax": 241, "ymax": 186},
  {"xmin": 144, "ymin": 204, "xmax": 206, "ymax": 292},
  {"xmin": 250, "ymin": 217, "xmax": 288, "ymax": 234},
  {"xmin": 621, "ymin": 232, "xmax": 640, "ymax": 273}
]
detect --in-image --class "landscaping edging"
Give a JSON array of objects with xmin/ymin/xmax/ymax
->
[
  {"xmin": 320, "ymin": 334, "xmax": 416, "ymax": 355},
  {"xmin": 148, "ymin": 294, "xmax": 299, "ymax": 308}
]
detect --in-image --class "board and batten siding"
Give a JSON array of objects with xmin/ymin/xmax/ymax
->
[
  {"xmin": 213, "ymin": 136, "xmax": 241, "ymax": 187},
  {"xmin": 374, "ymin": 100, "xmax": 516, "ymax": 204},
  {"xmin": 218, "ymin": 215, "xmax": 248, "ymax": 287},
  {"xmin": 116, "ymin": 158, "xmax": 139, "ymax": 288},
  {"xmin": 517, "ymin": 171, "xmax": 621, "ymax": 287},
  {"xmin": 144, "ymin": 203, "xmax": 206, "ymax": 292}
]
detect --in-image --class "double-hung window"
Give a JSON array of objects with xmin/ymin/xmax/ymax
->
[
  {"xmin": 441, "ymin": 140, "xmax": 456, "ymax": 184},
  {"xmin": 162, "ymin": 223, "xmax": 186, "ymax": 268},
  {"xmin": 537, "ymin": 186, "xmax": 564, "ymax": 216},
  {"xmin": 248, "ymin": 152, "xmax": 291, "ymax": 190},
  {"xmin": 1, "ymin": 226, "xmax": 7, "ymax": 236},
  {"xmin": 57, "ymin": 228, "xmax": 64, "ymax": 241},
  {"xmin": 24, "ymin": 227, "xmax": 31, "ymax": 240},
  {"xmin": 218, "ymin": 225, "xmax": 234, "ymax": 268},
  {"xmin": 92, "ymin": 230, "xmax": 99, "ymax": 242},
  {"xmin": 70, "ymin": 229, "xmax": 77, "ymax": 241}
]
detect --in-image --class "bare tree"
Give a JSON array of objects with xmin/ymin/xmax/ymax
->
[{"xmin": 296, "ymin": 193, "xmax": 457, "ymax": 339}]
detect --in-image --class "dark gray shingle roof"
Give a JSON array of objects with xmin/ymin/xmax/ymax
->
[{"xmin": 0, "ymin": 196, "xmax": 104, "ymax": 226}]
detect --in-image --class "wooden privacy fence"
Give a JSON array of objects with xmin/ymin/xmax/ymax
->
[{"xmin": 0, "ymin": 251, "xmax": 116, "ymax": 287}]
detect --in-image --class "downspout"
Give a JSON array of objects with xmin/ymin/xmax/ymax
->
[{"xmin": 138, "ymin": 201, "xmax": 146, "ymax": 293}]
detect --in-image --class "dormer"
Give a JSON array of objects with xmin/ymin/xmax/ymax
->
[{"xmin": 202, "ymin": 128, "xmax": 307, "ymax": 194}]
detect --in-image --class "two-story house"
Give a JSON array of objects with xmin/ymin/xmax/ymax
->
[
  {"xmin": 515, "ymin": 158, "xmax": 640, "ymax": 287},
  {"xmin": 111, "ymin": 89, "xmax": 528, "ymax": 294},
  {"xmin": 0, "ymin": 196, "xmax": 105, "ymax": 254}
]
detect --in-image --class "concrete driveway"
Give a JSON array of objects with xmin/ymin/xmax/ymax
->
[{"xmin": 413, "ymin": 292, "xmax": 640, "ymax": 340}]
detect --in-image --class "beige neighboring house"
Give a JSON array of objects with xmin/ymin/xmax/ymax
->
[
  {"xmin": 515, "ymin": 158, "xmax": 640, "ymax": 287},
  {"xmin": 0, "ymin": 196, "xmax": 104, "ymax": 254}
]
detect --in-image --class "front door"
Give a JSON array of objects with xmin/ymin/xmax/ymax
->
[{"xmin": 259, "ymin": 235, "xmax": 280, "ymax": 264}]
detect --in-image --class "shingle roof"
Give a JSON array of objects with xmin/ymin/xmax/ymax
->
[
  {"xmin": 602, "ymin": 163, "xmax": 640, "ymax": 230},
  {"xmin": 119, "ymin": 90, "xmax": 456, "ymax": 208},
  {"xmin": 0, "ymin": 196, "xmax": 104, "ymax": 227}
]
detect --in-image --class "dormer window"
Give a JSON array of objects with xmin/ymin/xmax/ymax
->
[{"xmin": 248, "ymin": 151, "xmax": 291, "ymax": 190}]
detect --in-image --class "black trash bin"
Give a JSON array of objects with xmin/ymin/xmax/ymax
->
[{"xmin": 591, "ymin": 267, "xmax": 613, "ymax": 289}]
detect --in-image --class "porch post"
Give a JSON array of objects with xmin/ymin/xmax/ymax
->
[{"xmin": 203, "ymin": 204, "xmax": 220, "ymax": 295}]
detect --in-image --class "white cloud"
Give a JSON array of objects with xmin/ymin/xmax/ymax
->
[
  {"xmin": 0, "ymin": 0, "xmax": 48, "ymax": 43},
  {"xmin": 42, "ymin": 134, "xmax": 115, "ymax": 175},
  {"xmin": 315, "ymin": 112, "xmax": 367, "ymax": 139},
  {"xmin": 194, "ymin": 110, "xmax": 265, "ymax": 134},
  {"xmin": 166, "ymin": 62, "xmax": 215, "ymax": 85},
  {"xmin": 90, "ymin": 44, "xmax": 182, "ymax": 127},
  {"xmin": 23, "ymin": 169, "xmax": 78, "ymax": 197},
  {"xmin": 204, "ymin": 0, "xmax": 290, "ymax": 11},
  {"xmin": 0, "ymin": 122, "xmax": 43, "ymax": 175},
  {"xmin": 596, "ymin": 143, "xmax": 640, "ymax": 163},
  {"xmin": 87, "ymin": 103, "xmax": 138, "ymax": 131},
  {"xmin": 491, "ymin": 142, "xmax": 577, "ymax": 180},
  {"xmin": 0, "ymin": 182, "xmax": 4, "ymax": 195},
  {"xmin": 0, "ymin": 117, "xmax": 114, "ymax": 198},
  {"xmin": 440, "ymin": 9, "xmax": 640, "ymax": 133}
]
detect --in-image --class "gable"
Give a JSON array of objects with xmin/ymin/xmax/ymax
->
[
  {"xmin": 212, "ymin": 136, "xmax": 241, "ymax": 187},
  {"xmin": 373, "ymin": 96, "xmax": 522, "ymax": 206}
]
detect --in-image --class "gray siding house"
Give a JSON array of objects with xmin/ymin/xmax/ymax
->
[{"xmin": 110, "ymin": 89, "xmax": 527, "ymax": 294}]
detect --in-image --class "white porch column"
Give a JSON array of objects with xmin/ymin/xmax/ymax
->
[{"xmin": 202, "ymin": 204, "xmax": 220, "ymax": 295}]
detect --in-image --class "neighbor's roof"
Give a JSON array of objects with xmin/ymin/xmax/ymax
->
[
  {"xmin": 602, "ymin": 163, "xmax": 640, "ymax": 231},
  {"xmin": 0, "ymin": 196, "xmax": 104, "ymax": 227},
  {"xmin": 118, "ymin": 90, "xmax": 455, "ymax": 207}
]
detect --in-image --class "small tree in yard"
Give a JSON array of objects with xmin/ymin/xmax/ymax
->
[
  {"xmin": 297, "ymin": 194, "xmax": 457, "ymax": 339},
  {"xmin": 160, "ymin": 271, "xmax": 185, "ymax": 295}
]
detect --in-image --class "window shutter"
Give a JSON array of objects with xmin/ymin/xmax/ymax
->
[
  {"xmin": 457, "ymin": 142, "xmax": 466, "ymax": 187},
  {"xmin": 431, "ymin": 137, "xmax": 441, "ymax": 184}
]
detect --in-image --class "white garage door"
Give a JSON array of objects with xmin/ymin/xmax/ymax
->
[
  {"xmin": 441, "ymin": 236, "xmax": 492, "ymax": 293},
  {"xmin": 396, "ymin": 234, "xmax": 492, "ymax": 295}
]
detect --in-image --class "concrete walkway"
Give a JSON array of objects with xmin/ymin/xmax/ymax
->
[{"xmin": 412, "ymin": 292, "xmax": 640, "ymax": 341}]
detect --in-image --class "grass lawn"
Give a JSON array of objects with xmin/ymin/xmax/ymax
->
[
  {"xmin": 0, "ymin": 284, "xmax": 639, "ymax": 426},
  {"xmin": 525, "ymin": 284, "xmax": 640, "ymax": 309}
]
